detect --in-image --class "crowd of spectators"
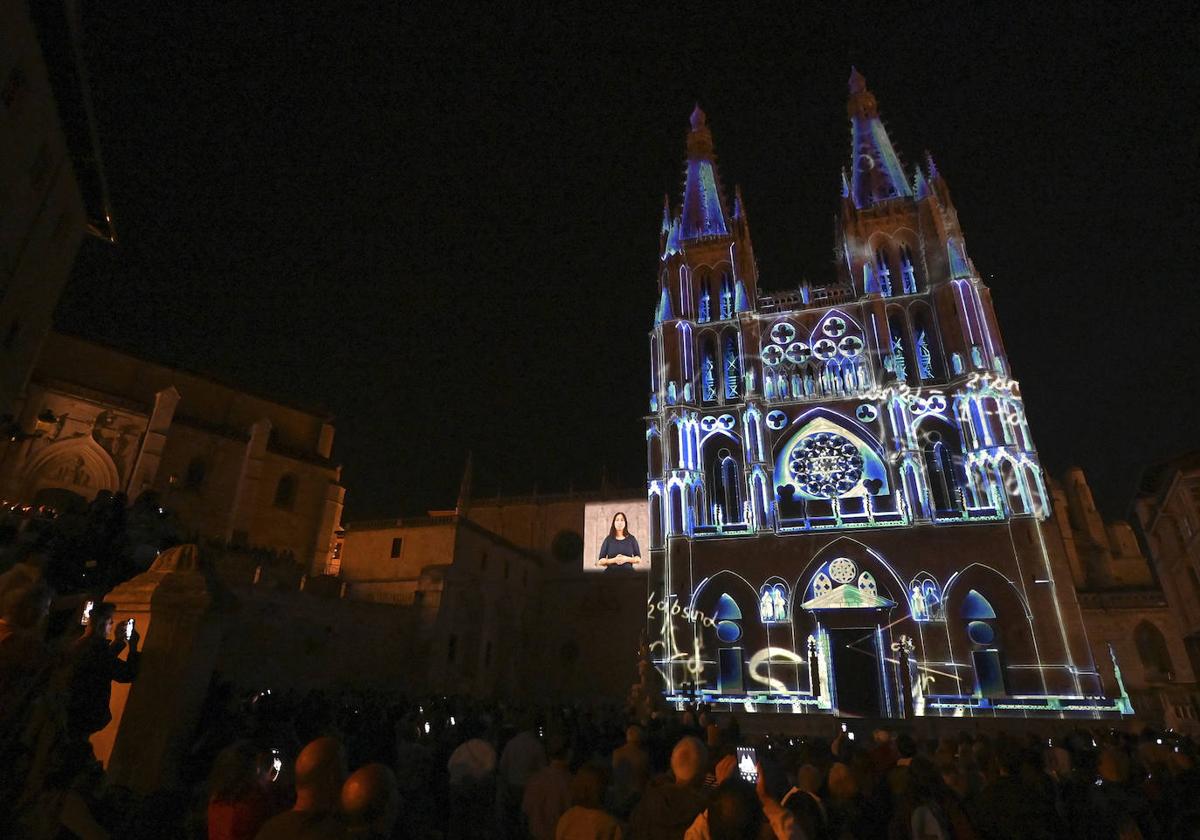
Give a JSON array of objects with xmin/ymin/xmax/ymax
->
[{"xmin": 4, "ymin": 555, "xmax": 1200, "ymax": 839}]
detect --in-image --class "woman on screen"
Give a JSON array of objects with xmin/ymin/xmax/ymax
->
[{"xmin": 597, "ymin": 512, "xmax": 642, "ymax": 569}]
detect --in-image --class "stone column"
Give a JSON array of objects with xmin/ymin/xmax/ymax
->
[
  {"xmin": 310, "ymin": 474, "xmax": 345, "ymax": 575},
  {"xmin": 125, "ymin": 386, "xmax": 181, "ymax": 499},
  {"xmin": 92, "ymin": 544, "xmax": 232, "ymax": 793},
  {"xmin": 226, "ymin": 417, "xmax": 271, "ymax": 544}
]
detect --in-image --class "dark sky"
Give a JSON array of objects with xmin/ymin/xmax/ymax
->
[{"xmin": 56, "ymin": 4, "xmax": 1198, "ymax": 520}]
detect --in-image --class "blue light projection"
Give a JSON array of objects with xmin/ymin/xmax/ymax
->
[
  {"xmin": 644, "ymin": 89, "xmax": 1124, "ymax": 721},
  {"xmin": 682, "ymin": 159, "xmax": 729, "ymax": 240}
]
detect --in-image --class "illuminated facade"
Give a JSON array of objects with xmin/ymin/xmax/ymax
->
[{"xmin": 645, "ymin": 71, "xmax": 1126, "ymax": 718}]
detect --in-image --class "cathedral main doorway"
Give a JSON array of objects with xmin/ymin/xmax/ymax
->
[{"xmin": 828, "ymin": 626, "xmax": 883, "ymax": 717}]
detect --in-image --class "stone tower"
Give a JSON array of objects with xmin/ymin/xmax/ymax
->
[{"xmin": 644, "ymin": 71, "xmax": 1124, "ymax": 719}]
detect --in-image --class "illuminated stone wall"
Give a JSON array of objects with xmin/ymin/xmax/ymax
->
[
  {"xmin": 0, "ymin": 332, "xmax": 344, "ymax": 573},
  {"xmin": 643, "ymin": 73, "xmax": 1127, "ymax": 718}
]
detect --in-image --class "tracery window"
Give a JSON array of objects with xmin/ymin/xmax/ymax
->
[
  {"xmin": 723, "ymin": 333, "xmax": 740, "ymax": 400},
  {"xmin": 719, "ymin": 273, "xmax": 735, "ymax": 320}
]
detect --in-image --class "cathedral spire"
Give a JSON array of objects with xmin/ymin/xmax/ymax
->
[
  {"xmin": 456, "ymin": 451, "xmax": 473, "ymax": 516},
  {"xmin": 679, "ymin": 104, "xmax": 730, "ymax": 240},
  {"xmin": 846, "ymin": 68, "xmax": 911, "ymax": 209}
]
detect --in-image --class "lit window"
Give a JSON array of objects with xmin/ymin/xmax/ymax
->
[{"xmin": 390, "ymin": 537, "xmax": 403, "ymax": 558}]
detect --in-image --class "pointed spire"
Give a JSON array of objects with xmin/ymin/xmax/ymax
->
[
  {"xmin": 733, "ymin": 184, "xmax": 745, "ymax": 220},
  {"xmin": 925, "ymin": 150, "xmax": 939, "ymax": 180},
  {"xmin": 456, "ymin": 451, "xmax": 473, "ymax": 516},
  {"xmin": 846, "ymin": 68, "xmax": 912, "ymax": 209},
  {"xmin": 913, "ymin": 165, "xmax": 931, "ymax": 199},
  {"xmin": 840, "ymin": 168, "xmax": 851, "ymax": 199},
  {"xmin": 654, "ymin": 287, "xmax": 674, "ymax": 324},
  {"xmin": 661, "ymin": 195, "xmax": 671, "ymax": 234},
  {"xmin": 679, "ymin": 104, "xmax": 730, "ymax": 240}
]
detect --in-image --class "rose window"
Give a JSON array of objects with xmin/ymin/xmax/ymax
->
[
  {"xmin": 788, "ymin": 432, "xmax": 865, "ymax": 498},
  {"xmin": 813, "ymin": 338, "xmax": 837, "ymax": 360},
  {"xmin": 770, "ymin": 322, "xmax": 796, "ymax": 344},
  {"xmin": 828, "ymin": 557, "xmax": 857, "ymax": 584}
]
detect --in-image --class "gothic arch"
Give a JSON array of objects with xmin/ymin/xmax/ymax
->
[
  {"xmin": 942, "ymin": 562, "xmax": 1039, "ymax": 694},
  {"xmin": 790, "ymin": 536, "xmax": 910, "ymax": 616},
  {"xmin": 1133, "ymin": 620, "xmax": 1173, "ymax": 679},
  {"xmin": 689, "ymin": 569, "xmax": 771, "ymax": 695},
  {"xmin": 772, "ymin": 408, "xmax": 890, "ymax": 504},
  {"xmin": 908, "ymin": 300, "xmax": 944, "ymax": 380},
  {"xmin": 21, "ymin": 436, "xmax": 122, "ymax": 502}
]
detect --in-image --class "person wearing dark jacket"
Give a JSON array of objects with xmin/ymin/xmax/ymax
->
[
  {"xmin": 631, "ymin": 736, "xmax": 709, "ymax": 839},
  {"xmin": 65, "ymin": 601, "xmax": 140, "ymax": 741}
]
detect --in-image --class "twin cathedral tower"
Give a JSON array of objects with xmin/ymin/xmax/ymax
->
[{"xmin": 643, "ymin": 70, "xmax": 1124, "ymax": 718}]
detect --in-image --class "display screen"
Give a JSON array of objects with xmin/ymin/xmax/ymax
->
[{"xmin": 582, "ymin": 499, "xmax": 648, "ymax": 573}]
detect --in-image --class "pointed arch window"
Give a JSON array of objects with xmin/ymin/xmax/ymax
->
[
  {"xmin": 701, "ymin": 336, "xmax": 718, "ymax": 405},
  {"xmin": 699, "ymin": 285, "xmax": 711, "ymax": 323},
  {"xmin": 1134, "ymin": 621, "xmax": 1174, "ymax": 681},
  {"xmin": 886, "ymin": 315, "xmax": 916, "ymax": 386},
  {"xmin": 900, "ymin": 245, "xmax": 918, "ymax": 294},
  {"xmin": 924, "ymin": 433, "xmax": 960, "ymax": 514},
  {"xmin": 719, "ymin": 273, "xmax": 735, "ymax": 319},
  {"xmin": 723, "ymin": 333, "xmax": 740, "ymax": 400},
  {"xmin": 759, "ymin": 581, "xmax": 789, "ymax": 623},
  {"xmin": 677, "ymin": 322, "xmax": 694, "ymax": 380},
  {"xmin": 713, "ymin": 449, "xmax": 742, "ymax": 524},
  {"xmin": 875, "ymin": 250, "xmax": 893, "ymax": 297}
]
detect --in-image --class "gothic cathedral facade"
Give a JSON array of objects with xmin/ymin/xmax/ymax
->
[{"xmin": 645, "ymin": 71, "xmax": 1127, "ymax": 719}]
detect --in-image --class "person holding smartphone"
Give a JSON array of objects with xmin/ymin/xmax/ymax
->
[{"xmin": 64, "ymin": 601, "xmax": 141, "ymax": 744}]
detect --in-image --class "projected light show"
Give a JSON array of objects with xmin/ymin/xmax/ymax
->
[{"xmin": 643, "ymin": 72, "xmax": 1131, "ymax": 719}]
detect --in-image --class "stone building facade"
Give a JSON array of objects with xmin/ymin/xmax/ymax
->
[
  {"xmin": 0, "ymin": 331, "xmax": 344, "ymax": 573},
  {"xmin": 1046, "ymin": 467, "xmax": 1199, "ymax": 730},
  {"xmin": 331, "ymin": 486, "xmax": 647, "ymax": 702},
  {"xmin": 643, "ymin": 71, "xmax": 1123, "ymax": 719},
  {"xmin": 1, "ymin": 0, "xmax": 88, "ymax": 417}
]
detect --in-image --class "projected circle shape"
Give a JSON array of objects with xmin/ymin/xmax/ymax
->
[
  {"xmin": 967, "ymin": 621, "xmax": 995, "ymax": 645},
  {"xmin": 828, "ymin": 558, "xmax": 858, "ymax": 584},
  {"xmin": 788, "ymin": 432, "xmax": 865, "ymax": 498},
  {"xmin": 716, "ymin": 620, "xmax": 742, "ymax": 643}
]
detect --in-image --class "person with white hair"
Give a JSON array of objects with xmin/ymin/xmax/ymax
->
[{"xmin": 629, "ymin": 736, "xmax": 709, "ymax": 839}]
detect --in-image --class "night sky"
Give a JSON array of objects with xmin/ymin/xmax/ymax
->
[{"xmin": 55, "ymin": 5, "xmax": 1198, "ymax": 520}]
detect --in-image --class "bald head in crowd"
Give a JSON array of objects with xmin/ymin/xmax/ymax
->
[
  {"xmin": 294, "ymin": 737, "xmax": 347, "ymax": 812},
  {"xmin": 671, "ymin": 736, "xmax": 707, "ymax": 786},
  {"xmin": 342, "ymin": 763, "xmax": 399, "ymax": 837}
]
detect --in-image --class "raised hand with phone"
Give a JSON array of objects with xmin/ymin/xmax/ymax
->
[{"xmin": 64, "ymin": 601, "xmax": 142, "ymax": 739}]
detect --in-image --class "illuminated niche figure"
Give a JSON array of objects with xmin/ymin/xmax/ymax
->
[
  {"xmin": 596, "ymin": 511, "xmax": 642, "ymax": 570},
  {"xmin": 759, "ymin": 582, "xmax": 789, "ymax": 623}
]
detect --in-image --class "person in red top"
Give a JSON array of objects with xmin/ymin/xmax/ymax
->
[{"xmin": 207, "ymin": 740, "xmax": 279, "ymax": 840}]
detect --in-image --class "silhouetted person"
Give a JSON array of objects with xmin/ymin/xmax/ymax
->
[
  {"xmin": 342, "ymin": 763, "xmax": 400, "ymax": 839},
  {"xmin": 524, "ymin": 734, "xmax": 573, "ymax": 840},
  {"xmin": 0, "ymin": 561, "xmax": 53, "ymax": 734},
  {"xmin": 556, "ymin": 764, "xmax": 624, "ymax": 839},
  {"xmin": 630, "ymin": 736, "xmax": 709, "ymax": 840},
  {"xmin": 612, "ymin": 724, "xmax": 651, "ymax": 817},
  {"xmin": 64, "ymin": 601, "xmax": 139, "ymax": 743},
  {"xmin": 208, "ymin": 740, "xmax": 278, "ymax": 840},
  {"xmin": 699, "ymin": 779, "xmax": 763, "ymax": 840},
  {"xmin": 255, "ymin": 736, "xmax": 347, "ymax": 839}
]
